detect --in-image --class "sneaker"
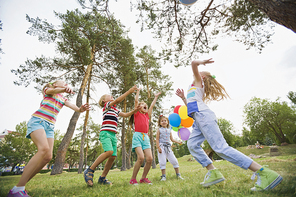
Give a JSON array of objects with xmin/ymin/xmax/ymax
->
[
  {"xmin": 129, "ymin": 179, "xmax": 139, "ymax": 185},
  {"xmin": 200, "ymin": 169, "xmax": 225, "ymax": 187},
  {"xmin": 98, "ymin": 176, "xmax": 112, "ymax": 185},
  {"xmin": 84, "ymin": 168, "xmax": 94, "ymax": 187},
  {"xmin": 177, "ymin": 174, "xmax": 184, "ymax": 180},
  {"xmin": 160, "ymin": 175, "xmax": 166, "ymax": 181},
  {"xmin": 140, "ymin": 178, "xmax": 153, "ymax": 185},
  {"xmin": 7, "ymin": 190, "xmax": 30, "ymax": 197},
  {"xmin": 251, "ymin": 166, "xmax": 283, "ymax": 191}
]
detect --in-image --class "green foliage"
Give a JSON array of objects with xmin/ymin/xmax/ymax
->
[
  {"xmin": 243, "ymin": 97, "xmax": 296, "ymax": 144},
  {"xmin": 132, "ymin": 0, "xmax": 273, "ymax": 66},
  {"xmin": 0, "ymin": 122, "xmax": 37, "ymax": 170},
  {"xmin": 288, "ymin": 91, "xmax": 296, "ymax": 105}
]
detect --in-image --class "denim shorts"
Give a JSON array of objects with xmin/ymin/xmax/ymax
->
[
  {"xmin": 132, "ymin": 132, "xmax": 151, "ymax": 151},
  {"xmin": 99, "ymin": 130, "xmax": 117, "ymax": 156},
  {"xmin": 26, "ymin": 116, "xmax": 55, "ymax": 139}
]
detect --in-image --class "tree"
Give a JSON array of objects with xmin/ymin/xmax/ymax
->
[
  {"xmin": 243, "ymin": 97, "xmax": 296, "ymax": 144},
  {"xmin": 288, "ymin": 91, "xmax": 296, "ymax": 105},
  {"xmin": 12, "ymin": 4, "xmax": 134, "ymax": 174},
  {"xmin": 0, "ymin": 122, "xmax": 36, "ymax": 171},
  {"xmin": 136, "ymin": 45, "xmax": 173, "ymax": 168},
  {"xmin": 131, "ymin": 0, "xmax": 295, "ymax": 66}
]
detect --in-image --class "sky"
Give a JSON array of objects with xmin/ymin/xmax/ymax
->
[{"xmin": 1, "ymin": 0, "xmax": 296, "ymax": 138}]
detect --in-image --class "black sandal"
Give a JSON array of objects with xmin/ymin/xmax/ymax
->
[{"xmin": 84, "ymin": 168, "xmax": 94, "ymax": 186}]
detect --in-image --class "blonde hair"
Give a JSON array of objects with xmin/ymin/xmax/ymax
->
[
  {"xmin": 99, "ymin": 94, "xmax": 108, "ymax": 108},
  {"xmin": 202, "ymin": 72, "xmax": 229, "ymax": 102},
  {"xmin": 158, "ymin": 115, "xmax": 170, "ymax": 128},
  {"xmin": 42, "ymin": 80, "xmax": 58, "ymax": 95}
]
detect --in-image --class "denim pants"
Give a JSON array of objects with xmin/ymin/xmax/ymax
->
[{"xmin": 187, "ymin": 109, "xmax": 253, "ymax": 170}]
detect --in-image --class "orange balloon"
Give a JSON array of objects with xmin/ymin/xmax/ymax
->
[{"xmin": 181, "ymin": 117, "xmax": 194, "ymax": 128}]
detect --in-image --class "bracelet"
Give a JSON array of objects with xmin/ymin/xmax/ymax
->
[{"xmin": 182, "ymin": 97, "xmax": 186, "ymax": 100}]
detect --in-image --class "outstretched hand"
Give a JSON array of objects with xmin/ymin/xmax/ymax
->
[
  {"xmin": 155, "ymin": 92, "xmax": 161, "ymax": 97},
  {"xmin": 192, "ymin": 58, "xmax": 214, "ymax": 66},
  {"xmin": 130, "ymin": 85, "xmax": 138, "ymax": 93},
  {"xmin": 79, "ymin": 103, "xmax": 91, "ymax": 113},
  {"xmin": 64, "ymin": 86, "xmax": 75, "ymax": 94},
  {"xmin": 175, "ymin": 88, "xmax": 185, "ymax": 98}
]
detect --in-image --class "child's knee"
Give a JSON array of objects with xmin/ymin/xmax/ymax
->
[
  {"xmin": 146, "ymin": 156, "xmax": 153, "ymax": 163},
  {"xmin": 105, "ymin": 151, "xmax": 114, "ymax": 157},
  {"xmin": 137, "ymin": 156, "xmax": 145, "ymax": 163}
]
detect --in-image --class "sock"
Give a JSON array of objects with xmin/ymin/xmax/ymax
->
[
  {"xmin": 11, "ymin": 186, "xmax": 25, "ymax": 193},
  {"xmin": 176, "ymin": 173, "xmax": 181, "ymax": 176},
  {"xmin": 162, "ymin": 174, "xmax": 166, "ymax": 177}
]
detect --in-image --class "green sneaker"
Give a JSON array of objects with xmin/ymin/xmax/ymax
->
[
  {"xmin": 251, "ymin": 166, "xmax": 283, "ymax": 191},
  {"xmin": 200, "ymin": 169, "xmax": 225, "ymax": 187}
]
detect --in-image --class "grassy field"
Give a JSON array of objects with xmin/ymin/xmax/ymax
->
[{"xmin": 1, "ymin": 144, "xmax": 296, "ymax": 197}]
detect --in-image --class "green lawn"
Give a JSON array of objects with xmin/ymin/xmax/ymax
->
[{"xmin": 1, "ymin": 144, "xmax": 296, "ymax": 197}]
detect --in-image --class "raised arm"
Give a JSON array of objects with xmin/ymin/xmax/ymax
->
[
  {"xmin": 191, "ymin": 59, "xmax": 214, "ymax": 87},
  {"xmin": 45, "ymin": 86, "xmax": 74, "ymax": 96},
  {"xmin": 148, "ymin": 92, "xmax": 161, "ymax": 117},
  {"xmin": 65, "ymin": 102, "xmax": 90, "ymax": 113},
  {"xmin": 119, "ymin": 105, "xmax": 141, "ymax": 117},
  {"xmin": 175, "ymin": 88, "xmax": 187, "ymax": 106},
  {"xmin": 134, "ymin": 88, "xmax": 140, "ymax": 107},
  {"xmin": 110, "ymin": 85, "xmax": 137, "ymax": 106}
]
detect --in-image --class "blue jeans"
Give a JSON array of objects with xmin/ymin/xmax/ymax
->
[{"xmin": 187, "ymin": 109, "xmax": 253, "ymax": 170}]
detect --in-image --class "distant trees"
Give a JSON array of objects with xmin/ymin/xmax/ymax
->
[{"xmin": 243, "ymin": 97, "xmax": 296, "ymax": 144}]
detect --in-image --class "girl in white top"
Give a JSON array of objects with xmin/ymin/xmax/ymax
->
[{"xmin": 156, "ymin": 115, "xmax": 184, "ymax": 181}]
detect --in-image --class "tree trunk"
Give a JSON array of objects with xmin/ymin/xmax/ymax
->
[
  {"xmin": 248, "ymin": 0, "xmax": 296, "ymax": 33},
  {"xmin": 51, "ymin": 61, "xmax": 93, "ymax": 175},
  {"xmin": 126, "ymin": 143, "xmax": 132, "ymax": 169},
  {"xmin": 78, "ymin": 75, "xmax": 91, "ymax": 174},
  {"xmin": 121, "ymin": 99, "xmax": 127, "ymax": 171},
  {"xmin": 149, "ymin": 121, "xmax": 156, "ymax": 169}
]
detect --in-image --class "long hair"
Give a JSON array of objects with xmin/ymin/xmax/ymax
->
[
  {"xmin": 202, "ymin": 72, "xmax": 229, "ymax": 102},
  {"xmin": 128, "ymin": 101, "xmax": 146, "ymax": 129},
  {"xmin": 42, "ymin": 81, "xmax": 57, "ymax": 95}
]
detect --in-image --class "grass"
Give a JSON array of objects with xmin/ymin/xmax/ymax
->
[{"xmin": 1, "ymin": 145, "xmax": 296, "ymax": 197}]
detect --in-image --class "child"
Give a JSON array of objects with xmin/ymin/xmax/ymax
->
[
  {"xmin": 156, "ymin": 115, "xmax": 184, "ymax": 181},
  {"xmin": 129, "ymin": 88, "xmax": 161, "ymax": 185},
  {"xmin": 7, "ymin": 80, "xmax": 90, "ymax": 197},
  {"xmin": 175, "ymin": 59, "xmax": 283, "ymax": 191},
  {"xmin": 84, "ymin": 85, "xmax": 140, "ymax": 186}
]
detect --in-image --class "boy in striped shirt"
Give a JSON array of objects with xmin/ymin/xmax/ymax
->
[{"xmin": 84, "ymin": 85, "xmax": 140, "ymax": 186}]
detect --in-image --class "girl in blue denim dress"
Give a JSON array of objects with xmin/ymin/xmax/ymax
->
[{"xmin": 175, "ymin": 59, "xmax": 282, "ymax": 191}]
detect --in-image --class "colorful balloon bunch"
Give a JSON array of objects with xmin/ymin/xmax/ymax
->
[{"xmin": 168, "ymin": 105, "xmax": 194, "ymax": 141}]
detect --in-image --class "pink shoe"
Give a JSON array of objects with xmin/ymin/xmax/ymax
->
[
  {"xmin": 7, "ymin": 190, "xmax": 30, "ymax": 197},
  {"xmin": 140, "ymin": 178, "xmax": 153, "ymax": 185},
  {"xmin": 129, "ymin": 179, "xmax": 138, "ymax": 185}
]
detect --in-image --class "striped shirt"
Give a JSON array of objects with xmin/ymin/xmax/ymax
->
[
  {"xmin": 32, "ymin": 88, "xmax": 67, "ymax": 124},
  {"xmin": 100, "ymin": 102, "xmax": 120, "ymax": 133}
]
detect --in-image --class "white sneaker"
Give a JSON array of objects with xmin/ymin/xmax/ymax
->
[
  {"xmin": 177, "ymin": 174, "xmax": 184, "ymax": 180},
  {"xmin": 160, "ymin": 176, "xmax": 166, "ymax": 181}
]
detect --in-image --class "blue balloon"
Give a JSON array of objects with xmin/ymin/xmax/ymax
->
[{"xmin": 169, "ymin": 113, "xmax": 181, "ymax": 127}]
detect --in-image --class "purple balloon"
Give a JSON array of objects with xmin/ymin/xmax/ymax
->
[{"xmin": 178, "ymin": 128, "xmax": 190, "ymax": 141}]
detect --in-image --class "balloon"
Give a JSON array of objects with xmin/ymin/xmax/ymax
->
[
  {"xmin": 178, "ymin": 128, "xmax": 191, "ymax": 141},
  {"xmin": 172, "ymin": 127, "xmax": 179, "ymax": 132},
  {"xmin": 173, "ymin": 105, "xmax": 181, "ymax": 114},
  {"xmin": 179, "ymin": 105, "xmax": 189, "ymax": 119},
  {"xmin": 168, "ymin": 113, "xmax": 181, "ymax": 127},
  {"xmin": 181, "ymin": 117, "xmax": 194, "ymax": 128},
  {"xmin": 172, "ymin": 125, "xmax": 183, "ymax": 132}
]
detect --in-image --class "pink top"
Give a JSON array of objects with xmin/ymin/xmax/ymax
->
[{"xmin": 134, "ymin": 111, "xmax": 149, "ymax": 133}]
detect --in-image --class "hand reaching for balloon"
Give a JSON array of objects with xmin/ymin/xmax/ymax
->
[{"xmin": 176, "ymin": 88, "xmax": 185, "ymax": 99}]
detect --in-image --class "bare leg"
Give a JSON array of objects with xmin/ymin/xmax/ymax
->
[
  {"xmin": 141, "ymin": 148, "xmax": 153, "ymax": 180},
  {"xmin": 161, "ymin": 169, "xmax": 166, "ymax": 175},
  {"xmin": 206, "ymin": 163, "xmax": 215, "ymax": 170},
  {"xmin": 17, "ymin": 129, "xmax": 53, "ymax": 186},
  {"xmin": 248, "ymin": 161, "xmax": 262, "ymax": 172},
  {"xmin": 174, "ymin": 168, "xmax": 179, "ymax": 174},
  {"xmin": 131, "ymin": 147, "xmax": 144, "ymax": 180},
  {"xmin": 101, "ymin": 156, "xmax": 116, "ymax": 177},
  {"xmin": 90, "ymin": 151, "xmax": 113, "ymax": 171}
]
